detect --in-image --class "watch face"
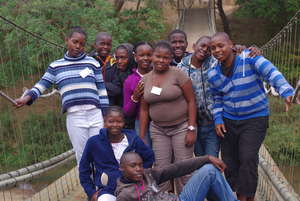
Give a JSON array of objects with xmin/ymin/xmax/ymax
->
[{"xmin": 188, "ymin": 126, "xmax": 196, "ymax": 131}]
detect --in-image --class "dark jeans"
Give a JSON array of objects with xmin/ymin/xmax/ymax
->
[
  {"xmin": 194, "ymin": 121, "xmax": 220, "ymax": 157},
  {"xmin": 222, "ymin": 116, "xmax": 268, "ymax": 197}
]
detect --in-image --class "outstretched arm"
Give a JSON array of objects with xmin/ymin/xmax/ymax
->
[
  {"xmin": 251, "ymin": 55, "xmax": 294, "ymax": 111},
  {"xmin": 15, "ymin": 66, "xmax": 55, "ymax": 107},
  {"xmin": 151, "ymin": 155, "xmax": 226, "ymax": 185}
]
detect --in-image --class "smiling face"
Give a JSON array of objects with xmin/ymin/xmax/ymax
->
[
  {"xmin": 152, "ymin": 47, "xmax": 172, "ymax": 73},
  {"xmin": 95, "ymin": 35, "xmax": 112, "ymax": 58},
  {"xmin": 210, "ymin": 35, "xmax": 233, "ymax": 63},
  {"xmin": 193, "ymin": 37, "xmax": 211, "ymax": 62},
  {"xmin": 169, "ymin": 33, "xmax": 188, "ymax": 60},
  {"xmin": 104, "ymin": 111, "xmax": 125, "ymax": 137},
  {"xmin": 66, "ymin": 32, "xmax": 86, "ymax": 57},
  {"xmin": 135, "ymin": 44, "xmax": 153, "ymax": 71},
  {"xmin": 115, "ymin": 48, "xmax": 129, "ymax": 71},
  {"xmin": 121, "ymin": 154, "xmax": 144, "ymax": 182}
]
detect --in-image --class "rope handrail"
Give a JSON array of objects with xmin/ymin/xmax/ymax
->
[
  {"xmin": 0, "ymin": 153, "xmax": 75, "ymax": 189},
  {"xmin": 0, "ymin": 150, "xmax": 74, "ymax": 182},
  {"xmin": 261, "ymin": 10, "xmax": 300, "ymax": 49},
  {"xmin": 0, "ymin": 15, "xmax": 64, "ymax": 49}
]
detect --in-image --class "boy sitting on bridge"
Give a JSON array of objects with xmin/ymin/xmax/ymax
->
[{"xmin": 115, "ymin": 152, "xmax": 238, "ymax": 201}]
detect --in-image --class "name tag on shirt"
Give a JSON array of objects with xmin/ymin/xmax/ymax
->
[
  {"xmin": 79, "ymin": 68, "xmax": 92, "ymax": 78},
  {"xmin": 151, "ymin": 86, "xmax": 162, "ymax": 95}
]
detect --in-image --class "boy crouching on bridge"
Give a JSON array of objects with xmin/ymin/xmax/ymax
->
[{"xmin": 115, "ymin": 152, "xmax": 238, "ymax": 201}]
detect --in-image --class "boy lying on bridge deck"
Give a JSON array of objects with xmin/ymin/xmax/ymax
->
[{"xmin": 115, "ymin": 152, "xmax": 238, "ymax": 201}]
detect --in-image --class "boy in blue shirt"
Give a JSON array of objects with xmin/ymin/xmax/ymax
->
[{"xmin": 207, "ymin": 32, "xmax": 294, "ymax": 201}]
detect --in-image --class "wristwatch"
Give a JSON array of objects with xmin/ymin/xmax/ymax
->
[{"xmin": 187, "ymin": 125, "xmax": 196, "ymax": 131}]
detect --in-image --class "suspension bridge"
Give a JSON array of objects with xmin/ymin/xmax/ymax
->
[{"xmin": 0, "ymin": 0, "xmax": 300, "ymax": 201}]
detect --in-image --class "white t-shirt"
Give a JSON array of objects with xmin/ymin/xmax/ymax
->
[{"xmin": 111, "ymin": 135, "xmax": 129, "ymax": 164}]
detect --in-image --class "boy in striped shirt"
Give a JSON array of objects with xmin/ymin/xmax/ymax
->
[{"xmin": 207, "ymin": 32, "xmax": 294, "ymax": 201}]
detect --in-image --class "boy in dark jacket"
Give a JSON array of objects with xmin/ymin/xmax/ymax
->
[
  {"xmin": 89, "ymin": 32, "xmax": 115, "ymax": 79},
  {"xmin": 116, "ymin": 152, "xmax": 237, "ymax": 201},
  {"xmin": 79, "ymin": 106, "xmax": 154, "ymax": 201}
]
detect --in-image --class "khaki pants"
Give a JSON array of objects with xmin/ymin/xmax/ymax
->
[{"xmin": 150, "ymin": 121, "xmax": 194, "ymax": 193}]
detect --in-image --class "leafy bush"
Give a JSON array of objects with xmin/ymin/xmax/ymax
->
[
  {"xmin": 0, "ymin": 0, "xmax": 166, "ymax": 86},
  {"xmin": 0, "ymin": 110, "xmax": 70, "ymax": 173}
]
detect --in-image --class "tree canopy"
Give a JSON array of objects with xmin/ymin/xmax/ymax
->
[
  {"xmin": 235, "ymin": 0, "xmax": 300, "ymax": 26},
  {"xmin": 0, "ymin": 0, "xmax": 166, "ymax": 86},
  {"xmin": 0, "ymin": 0, "xmax": 166, "ymax": 46}
]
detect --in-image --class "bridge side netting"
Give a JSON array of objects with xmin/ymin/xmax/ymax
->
[
  {"xmin": 0, "ymin": 15, "xmax": 72, "ymax": 188},
  {"xmin": 260, "ymin": 10, "xmax": 300, "ymax": 198}
]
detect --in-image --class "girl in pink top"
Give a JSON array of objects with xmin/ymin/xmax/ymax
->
[{"xmin": 123, "ymin": 42, "xmax": 153, "ymax": 144}]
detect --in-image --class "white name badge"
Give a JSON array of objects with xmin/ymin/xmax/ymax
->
[
  {"xmin": 79, "ymin": 68, "xmax": 92, "ymax": 78},
  {"xmin": 151, "ymin": 86, "xmax": 162, "ymax": 95}
]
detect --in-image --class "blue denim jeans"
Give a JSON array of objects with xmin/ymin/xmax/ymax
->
[
  {"xmin": 194, "ymin": 122, "xmax": 220, "ymax": 157},
  {"xmin": 135, "ymin": 119, "xmax": 152, "ymax": 147},
  {"xmin": 179, "ymin": 164, "xmax": 238, "ymax": 201}
]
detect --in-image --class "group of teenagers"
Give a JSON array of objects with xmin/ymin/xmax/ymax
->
[{"xmin": 15, "ymin": 26, "xmax": 297, "ymax": 201}]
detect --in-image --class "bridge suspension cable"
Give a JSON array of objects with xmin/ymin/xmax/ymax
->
[
  {"xmin": 0, "ymin": 11, "xmax": 73, "ymax": 200},
  {"xmin": 259, "ymin": 9, "xmax": 300, "ymax": 201}
]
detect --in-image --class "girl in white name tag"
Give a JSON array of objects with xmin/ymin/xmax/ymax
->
[
  {"xmin": 139, "ymin": 41, "xmax": 197, "ymax": 193},
  {"xmin": 15, "ymin": 27, "xmax": 109, "ymax": 164}
]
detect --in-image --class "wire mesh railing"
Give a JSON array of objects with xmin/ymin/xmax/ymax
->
[
  {"xmin": 260, "ymin": 10, "xmax": 300, "ymax": 198},
  {"xmin": 0, "ymin": 15, "xmax": 73, "ymax": 200}
]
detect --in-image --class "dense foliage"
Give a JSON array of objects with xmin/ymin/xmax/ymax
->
[
  {"xmin": 265, "ymin": 97, "xmax": 300, "ymax": 165},
  {"xmin": 235, "ymin": 0, "xmax": 300, "ymax": 26},
  {"xmin": 0, "ymin": 0, "xmax": 165, "ymax": 86},
  {"xmin": 0, "ymin": 108, "xmax": 70, "ymax": 173}
]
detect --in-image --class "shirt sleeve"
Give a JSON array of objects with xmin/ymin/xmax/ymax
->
[
  {"xmin": 250, "ymin": 55, "xmax": 294, "ymax": 98},
  {"xmin": 134, "ymin": 136, "xmax": 155, "ymax": 168},
  {"xmin": 123, "ymin": 77, "xmax": 139, "ymax": 117},
  {"xmin": 207, "ymin": 69, "xmax": 224, "ymax": 125},
  {"xmin": 151, "ymin": 156, "xmax": 210, "ymax": 185},
  {"xmin": 26, "ymin": 66, "xmax": 55, "ymax": 105},
  {"xmin": 94, "ymin": 65, "xmax": 109, "ymax": 113},
  {"xmin": 175, "ymin": 67, "xmax": 190, "ymax": 86},
  {"xmin": 79, "ymin": 140, "xmax": 97, "ymax": 199}
]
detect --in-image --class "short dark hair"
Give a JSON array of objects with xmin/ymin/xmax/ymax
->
[
  {"xmin": 120, "ymin": 152, "xmax": 142, "ymax": 167},
  {"xmin": 105, "ymin": 106, "xmax": 125, "ymax": 118},
  {"xmin": 168, "ymin": 29, "xmax": 187, "ymax": 41},
  {"xmin": 195, "ymin": 36, "xmax": 211, "ymax": 45},
  {"xmin": 211, "ymin": 32, "xmax": 231, "ymax": 43},
  {"xmin": 154, "ymin": 40, "xmax": 174, "ymax": 55},
  {"xmin": 95, "ymin": 32, "xmax": 112, "ymax": 43},
  {"xmin": 67, "ymin": 26, "xmax": 87, "ymax": 39},
  {"xmin": 133, "ymin": 42, "xmax": 153, "ymax": 54},
  {"xmin": 114, "ymin": 44, "xmax": 137, "ymax": 70}
]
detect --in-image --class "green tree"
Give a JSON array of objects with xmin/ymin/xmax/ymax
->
[
  {"xmin": 235, "ymin": 0, "xmax": 300, "ymax": 26},
  {"xmin": 0, "ymin": 0, "xmax": 166, "ymax": 86}
]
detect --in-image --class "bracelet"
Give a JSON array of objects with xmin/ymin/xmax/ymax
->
[{"xmin": 131, "ymin": 95, "xmax": 139, "ymax": 103}]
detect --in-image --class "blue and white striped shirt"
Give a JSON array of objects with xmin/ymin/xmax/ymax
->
[
  {"xmin": 27, "ymin": 52, "xmax": 109, "ymax": 113},
  {"xmin": 207, "ymin": 50, "xmax": 294, "ymax": 125}
]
